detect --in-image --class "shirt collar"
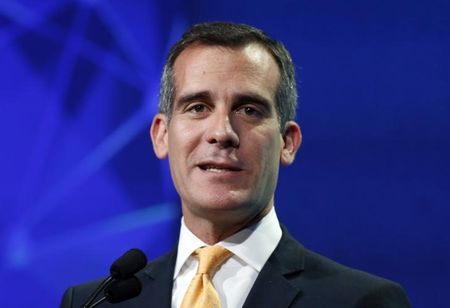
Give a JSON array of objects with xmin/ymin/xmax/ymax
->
[{"xmin": 173, "ymin": 207, "xmax": 282, "ymax": 279}]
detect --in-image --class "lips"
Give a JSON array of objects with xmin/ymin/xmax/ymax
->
[{"xmin": 197, "ymin": 162, "xmax": 242, "ymax": 172}]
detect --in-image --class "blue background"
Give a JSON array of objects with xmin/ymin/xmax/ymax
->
[{"xmin": 1, "ymin": 0, "xmax": 449, "ymax": 307}]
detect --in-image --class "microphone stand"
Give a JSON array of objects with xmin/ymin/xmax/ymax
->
[
  {"xmin": 85, "ymin": 296, "xmax": 107, "ymax": 308},
  {"xmin": 82, "ymin": 276, "xmax": 113, "ymax": 308}
]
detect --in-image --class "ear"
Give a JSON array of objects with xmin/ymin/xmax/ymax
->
[
  {"xmin": 280, "ymin": 121, "xmax": 302, "ymax": 166},
  {"xmin": 150, "ymin": 113, "xmax": 169, "ymax": 159}
]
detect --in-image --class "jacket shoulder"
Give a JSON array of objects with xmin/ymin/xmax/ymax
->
[
  {"xmin": 297, "ymin": 247, "xmax": 411, "ymax": 307},
  {"xmin": 60, "ymin": 249, "xmax": 176, "ymax": 308},
  {"xmin": 268, "ymin": 228, "xmax": 411, "ymax": 307},
  {"xmin": 60, "ymin": 278, "xmax": 104, "ymax": 308}
]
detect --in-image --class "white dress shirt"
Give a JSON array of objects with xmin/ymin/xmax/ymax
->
[{"xmin": 171, "ymin": 207, "xmax": 282, "ymax": 308}]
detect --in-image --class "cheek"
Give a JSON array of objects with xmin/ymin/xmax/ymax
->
[
  {"xmin": 248, "ymin": 132, "xmax": 282, "ymax": 174},
  {"xmin": 168, "ymin": 122, "xmax": 192, "ymax": 151},
  {"xmin": 167, "ymin": 122, "xmax": 201, "ymax": 168}
]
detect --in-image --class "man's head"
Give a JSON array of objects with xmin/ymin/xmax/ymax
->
[
  {"xmin": 151, "ymin": 22, "xmax": 301, "ymax": 241},
  {"xmin": 159, "ymin": 22, "xmax": 297, "ymax": 131}
]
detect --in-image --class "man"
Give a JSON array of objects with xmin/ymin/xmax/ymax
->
[{"xmin": 61, "ymin": 22, "xmax": 411, "ymax": 307}]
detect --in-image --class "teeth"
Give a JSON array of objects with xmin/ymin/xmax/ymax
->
[{"xmin": 205, "ymin": 166, "xmax": 229, "ymax": 172}]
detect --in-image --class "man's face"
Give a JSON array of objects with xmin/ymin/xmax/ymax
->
[{"xmin": 151, "ymin": 43, "xmax": 301, "ymax": 227}]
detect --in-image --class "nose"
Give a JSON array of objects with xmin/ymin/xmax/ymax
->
[{"xmin": 206, "ymin": 112, "xmax": 240, "ymax": 148}]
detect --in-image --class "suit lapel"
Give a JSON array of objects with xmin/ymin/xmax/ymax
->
[
  {"xmin": 243, "ymin": 227, "xmax": 305, "ymax": 308},
  {"xmin": 135, "ymin": 248, "xmax": 178, "ymax": 308}
]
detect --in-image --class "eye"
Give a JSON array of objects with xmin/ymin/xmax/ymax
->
[
  {"xmin": 187, "ymin": 104, "xmax": 207, "ymax": 114},
  {"xmin": 236, "ymin": 106, "xmax": 262, "ymax": 117}
]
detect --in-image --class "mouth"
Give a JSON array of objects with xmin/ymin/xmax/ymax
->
[{"xmin": 198, "ymin": 163, "xmax": 242, "ymax": 173}]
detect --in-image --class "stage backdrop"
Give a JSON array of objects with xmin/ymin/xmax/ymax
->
[{"xmin": 0, "ymin": 1, "xmax": 448, "ymax": 307}]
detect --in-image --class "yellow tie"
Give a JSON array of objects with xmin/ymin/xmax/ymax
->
[{"xmin": 181, "ymin": 245, "xmax": 232, "ymax": 308}]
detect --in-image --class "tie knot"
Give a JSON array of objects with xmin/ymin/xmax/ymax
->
[{"xmin": 194, "ymin": 245, "xmax": 232, "ymax": 275}]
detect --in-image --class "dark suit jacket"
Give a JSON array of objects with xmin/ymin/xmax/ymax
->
[{"xmin": 61, "ymin": 228, "xmax": 411, "ymax": 307}]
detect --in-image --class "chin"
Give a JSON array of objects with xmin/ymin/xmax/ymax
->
[
  {"xmin": 187, "ymin": 191, "xmax": 248, "ymax": 210},
  {"xmin": 200, "ymin": 198, "xmax": 246, "ymax": 211}
]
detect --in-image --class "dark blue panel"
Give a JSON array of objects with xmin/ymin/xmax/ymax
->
[{"xmin": 0, "ymin": 1, "xmax": 448, "ymax": 307}]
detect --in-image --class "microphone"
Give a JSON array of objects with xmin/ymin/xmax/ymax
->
[
  {"xmin": 82, "ymin": 249, "xmax": 147, "ymax": 308},
  {"xmin": 86, "ymin": 276, "xmax": 143, "ymax": 308},
  {"xmin": 106, "ymin": 276, "xmax": 142, "ymax": 303},
  {"xmin": 110, "ymin": 248, "xmax": 147, "ymax": 279}
]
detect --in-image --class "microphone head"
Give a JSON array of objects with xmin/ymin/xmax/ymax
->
[
  {"xmin": 110, "ymin": 248, "xmax": 147, "ymax": 279},
  {"xmin": 104, "ymin": 276, "xmax": 142, "ymax": 303}
]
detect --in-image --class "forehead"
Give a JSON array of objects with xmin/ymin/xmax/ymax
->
[{"xmin": 172, "ymin": 43, "xmax": 280, "ymax": 101}]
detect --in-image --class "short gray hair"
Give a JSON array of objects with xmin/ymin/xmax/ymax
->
[{"xmin": 159, "ymin": 22, "xmax": 298, "ymax": 130}]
